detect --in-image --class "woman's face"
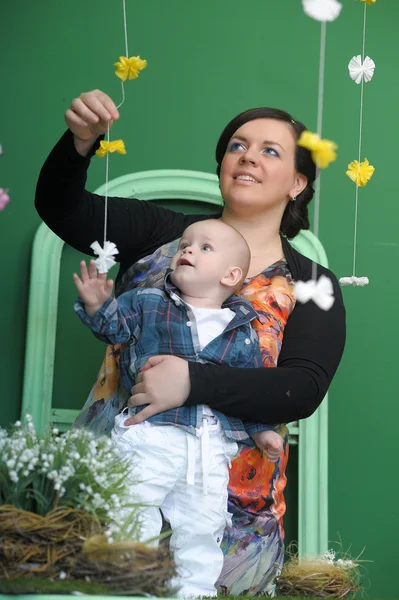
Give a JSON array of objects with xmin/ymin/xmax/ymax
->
[{"xmin": 219, "ymin": 118, "xmax": 307, "ymax": 216}]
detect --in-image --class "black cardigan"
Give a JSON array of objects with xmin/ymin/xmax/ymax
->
[{"xmin": 35, "ymin": 130, "xmax": 346, "ymax": 425}]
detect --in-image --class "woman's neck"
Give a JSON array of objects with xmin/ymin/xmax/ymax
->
[
  {"xmin": 221, "ymin": 208, "xmax": 282, "ymax": 257},
  {"xmin": 221, "ymin": 208, "xmax": 285, "ymax": 278}
]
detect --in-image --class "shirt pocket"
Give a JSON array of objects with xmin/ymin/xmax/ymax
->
[{"xmin": 225, "ymin": 327, "xmax": 261, "ymax": 367}]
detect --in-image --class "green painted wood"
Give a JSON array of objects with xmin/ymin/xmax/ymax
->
[{"xmin": 21, "ymin": 226, "xmax": 64, "ymax": 434}]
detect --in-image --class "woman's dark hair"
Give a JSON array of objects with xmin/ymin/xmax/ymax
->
[{"xmin": 215, "ymin": 107, "xmax": 316, "ymax": 239}]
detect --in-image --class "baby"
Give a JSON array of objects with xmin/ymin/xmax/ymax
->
[{"xmin": 74, "ymin": 219, "xmax": 283, "ymax": 598}]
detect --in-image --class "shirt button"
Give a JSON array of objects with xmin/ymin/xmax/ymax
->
[
  {"xmin": 175, "ymin": 299, "xmax": 181, "ymax": 306},
  {"xmin": 245, "ymin": 338, "xmax": 251, "ymax": 344},
  {"xmin": 186, "ymin": 321, "xmax": 192, "ymax": 327}
]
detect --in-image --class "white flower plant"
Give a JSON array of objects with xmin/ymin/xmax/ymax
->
[
  {"xmin": 0, "ymin": 415, "xmax": 140, "ymax": 543},
  {"xmin": 321, "ymin": 549, "xmax": 356, "ymax": 569}
]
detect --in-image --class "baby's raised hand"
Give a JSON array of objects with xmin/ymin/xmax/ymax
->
[
  {"xmin": 251, "ymin": 430, "xmax": 284, "ymax": 463},
  {"xmin": 73, "ymin": 260, "xmax": 114, "ymax": 317}
]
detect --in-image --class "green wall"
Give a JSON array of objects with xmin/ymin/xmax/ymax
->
[{"xmin": 1, "ymin": 1, "xmax": 398, "ymax": 596}]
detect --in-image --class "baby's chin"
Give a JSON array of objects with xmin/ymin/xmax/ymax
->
[
  {"xmin": 170, "ymin": 271, "xmax": 200, "ymax": 296},
  {"xmin": 169, "ymin": 269, "xmax": 186, "ymax": 290}
]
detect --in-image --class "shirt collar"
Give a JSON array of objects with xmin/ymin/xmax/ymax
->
[{"xmin": 163, "ymin": 269, "xmax": 259, "ymax": 323}]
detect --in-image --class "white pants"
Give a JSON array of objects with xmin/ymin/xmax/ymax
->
[{"xmin": 112, "ymin": 414, "xmax": 238, "ymax": 598}]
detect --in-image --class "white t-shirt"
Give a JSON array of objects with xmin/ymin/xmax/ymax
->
[{"xmin": 187, "ymin": 304, "xmax": 235, "ymax": 418}]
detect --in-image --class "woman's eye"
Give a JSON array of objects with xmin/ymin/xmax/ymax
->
[
  {"xmin": 228, "ymin": 141, "xmax": 245, "ymax": 152},
  {"xmin": 262, "ymin": 147, "xmax": 279, "ymax": 158},
  {"xmin": 202, "ymin": 244, "xmax": 212, "ymax": 252}
]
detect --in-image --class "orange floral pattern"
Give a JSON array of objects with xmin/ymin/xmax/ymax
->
[
  {"xmin": 217, "ymin": 263, "xmax": 295, "ymax": 595},
  {"xmin": 226, "ymin": 267, "xmax": 295, "ymax": 521}
]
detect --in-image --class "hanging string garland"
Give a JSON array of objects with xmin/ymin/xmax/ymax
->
[
  {"xmin": 90, "ymin": 0, "xmax": 376, "ymax": 294},
  {"xmin": 339, "ymin": 0, "xmax": 376, "ymax": 288},
  {"xmin": 0, "ymin": 144, "xmax": 10, "ymax": 212},
  {"xmin": 91, "ymin": 0, "xmax": 147, "ymax": 274},
  {"xmin": 295, "ymin": 1, "xmax": 341, "ymax": 311}
]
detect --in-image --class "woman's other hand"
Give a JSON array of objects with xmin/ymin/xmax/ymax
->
[
  {"xmin": 124, "ymin": 356, "xmax": 191, "ymax": 425},
  {"xmin": 251, "ymin": 430, "xmax": 284, "ymax": 463},
  {"xmin": 65, "ymin": 90, "xmax": 120, "ymax": 155}
]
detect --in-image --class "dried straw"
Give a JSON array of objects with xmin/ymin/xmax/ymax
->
[
  {"xmin": 0, "ymin": 504, "xmax": 102, "ymax": 578},
  {"xmin": 60, "ymin": 534, "xmax": 177, "ymax": 596},
  {"xmin": 276, "ymin": 554, "xmax": 361, "ymax": 598},
  {"xmin": 0, "ymin": 507, "xmax": 176, "ymax": 596}
]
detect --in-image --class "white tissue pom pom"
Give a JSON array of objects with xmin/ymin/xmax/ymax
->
[
  {"xmin": 339, "ymin": 276, "xmax": 369, "ymax": 287},
  {"xmin": 348, "ymin": 55, "xmax": 375, "ymax": 84},
  {"xmin": 90, "ymin": 241, "xmax": 119, "ymax": 274},
  {"xmin": 295, "ymin": 275, "xmax": 335, "ymax": 311},
  {"xmin": 302, "ymin": 0, "xmax": 342, "ymax": 22}
]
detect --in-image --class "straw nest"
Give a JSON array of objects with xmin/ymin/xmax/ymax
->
[
  {"xmin": 59, "ymin": 534, "xmax": 176, "ymax": 596},
  {"xmin": 0, "ymin": 505, "xmax": 176, "ymax": 596},
  {"xmin": 276, "ymin": 553, "xmax": 361, "ymax": 598},
  {"xmin": 0, "ymin": 504, "xmax": 101, "ymax": 574}
]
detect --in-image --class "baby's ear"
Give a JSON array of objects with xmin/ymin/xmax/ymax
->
[{"xmin": 221, "ymin": 266, "xmax": 243, "ymax": 289}]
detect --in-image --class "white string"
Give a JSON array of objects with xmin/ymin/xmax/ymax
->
[
  {"xmin": 103, "ymin": 127, "xmax": 110, "ymax": 245},
  {"xmin": 117, "ymin": 81, "xmax": 126, "ymax": 109},
  {"xmin": 116, "ymin": 0, "xmax": 128, "ymax": 110},
  {"xmin": 103, "ymin": 0, "xmax": 129, "ymax": 245},
  {"xmin": 311, "ymin": 21, "xmax": 327, "ymax": 282},
  {"xmin": 122, "ymin": 0, "xmax": 129, "ymax": 57},
  {"xmin": 352, "ymin": 3, "xmax": 367, "ymax": 277}
]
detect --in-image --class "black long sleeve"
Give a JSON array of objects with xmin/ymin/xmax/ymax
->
[
  {"xmin": 35, "ymin": 131, "xmax": 346, "ymax": 426},
  {"xmin": 187, "ymin": 271, "xmax": 345, "ymax": 424}
]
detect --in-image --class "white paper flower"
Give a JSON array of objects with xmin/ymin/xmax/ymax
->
[
  {"xmin": 302, "ymin": 0, "xmax": 342, "ymax": 22},
  {"xmin": 339, "ymin": 276, "xmax": 369, "ymax": 286},
  {"xmin": 90, "ymin": 240, "xmax": 119, "ymax": 274},
  {"xmin": 295, "ymin": 275, "xmax": 335, "ymax": 311},
  {"xmin": 348, "ymin": 55, "xmax": 375, "ymax": 84}
]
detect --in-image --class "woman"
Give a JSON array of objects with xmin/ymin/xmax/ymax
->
[{"xmin": 35, "ymin": 90, "xmax": 346, "ymax": 596}]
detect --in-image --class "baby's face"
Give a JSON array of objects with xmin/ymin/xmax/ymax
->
[{"xmin": 170, "ymin": 221, "xmax": 234, "ymax": 297}]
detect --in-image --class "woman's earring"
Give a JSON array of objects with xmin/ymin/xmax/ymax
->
[{"xmin": 291, "ymin": 196, "xmax": 297, "ymax": 202}]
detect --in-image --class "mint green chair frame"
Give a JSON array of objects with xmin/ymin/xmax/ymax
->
[{"xmin": 22, "ymin": 169, "xmax": 329, "ymax": 557}]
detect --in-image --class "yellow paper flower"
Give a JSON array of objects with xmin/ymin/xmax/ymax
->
[
  {"xmin": 114, "ymin": 56, "xmax": 147, "ymax": 81},
  {"xmin": 360, "ymin": 0, "xmax": 376, "ymax": 4},
  {"xmin": 95, "ymin": 140, "xmax": 126, "ymax": 158},
  {"xmin": 297, "ymin": 131, "xmax": 338, "ymax": 169},
  {"xmin": 346, "ymin": 158, "xmax": 375, "ymax": 187}
]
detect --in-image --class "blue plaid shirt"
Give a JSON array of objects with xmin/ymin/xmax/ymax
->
[{"xmin": 75, "ymin": 272, "xmax": 272, "ymax": 445}]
